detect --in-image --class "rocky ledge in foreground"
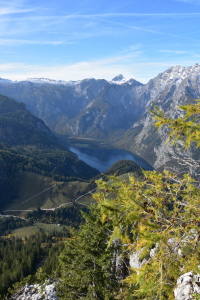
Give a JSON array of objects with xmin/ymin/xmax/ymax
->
[
  {"xmin": 9, "ymin": 280, "xmax": 57, "ymax": 300},
  {"xmin": 174, "ymin": 272, "xmax": 200, "ymax": 300}
]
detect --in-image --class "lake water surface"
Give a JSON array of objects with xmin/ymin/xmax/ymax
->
[{"xmin": 68, "ymin": 146, "xmax": 153, "ymax": 173}]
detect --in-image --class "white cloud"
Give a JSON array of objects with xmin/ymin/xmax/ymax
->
[
  {"xmin": 0, "ymin": 51, "xmax": 143, "ymax": 82},
  {"xmin": 0, "ymin": 51, "xmax": 197, "ymax": 84},
  {"xmin": 104, "ymin": 20, "xmax": 163, "ymax": 35},
  {"xmin": 3, "ymin": 12, "xmax": 200, "ymax": 23},
  {"xmin": 0, "ymin": 38, "xmax": 72, "ymax": 46},
  {"xmin": 53, "ymin": 12, "xmax": 200, "ymax": 19},
  {"xmin": 0, "ymin": 7, "xmax": 35, "ymax": 15},
  {"xmin": 157, "ymin": 50, "xmax": 189, "ymax": 54}
]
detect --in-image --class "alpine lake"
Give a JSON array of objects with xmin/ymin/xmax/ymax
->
[{"xmin": 68, "ymin": 138, "xmax": 153, "ymax": 173}]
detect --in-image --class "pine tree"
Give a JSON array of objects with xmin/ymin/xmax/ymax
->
[
  {"xmin": 57, "ymin": 206, "xmax": 120, "ymax": 300},
  {"xmin": 93, "ymin": 102, "xmax": 200, "ymax": 299}
]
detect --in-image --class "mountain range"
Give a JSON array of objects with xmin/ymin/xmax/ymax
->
[
  {"xmin": 0, "ymin": 63, "xmax": 200, "ymax": 175},
  {"xmin": 0, "ymin": 64, "xmax": 199, "ymax": 300}
]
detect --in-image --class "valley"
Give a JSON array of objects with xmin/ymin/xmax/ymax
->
[
  {"xmin": 0, "ymin": 64, "xmax": 199, "ymax": 223},
  {"xmin": 68, "ymin": 144, "xmax": 153, "ymax": 173},
  {"xmin": 2, "ymin": 171, "xmax": 96, "ymax": 213},
  {"xmin": 0, "ymin": 64, "xmax": 199, "ymax": 299},
  {"xmin": 0, "ymin": 64, "xmax": 199, "ymax": 175}
]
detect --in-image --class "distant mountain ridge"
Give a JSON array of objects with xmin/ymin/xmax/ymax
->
[
  {"xmin": 0, "ymin": 63, "xmax": 200, "ymax": 172},
  {"xmin": 0, "ymin": 74, "xmax": 144, "ymax": 138},
  {"xmin": 116, "ymin": 64, "xmax": 200, "ymax": 175}
]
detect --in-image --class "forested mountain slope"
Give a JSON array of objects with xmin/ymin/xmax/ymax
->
[
  {"xmin": 0, "ymin": 64, "xmax": 200, "ymax": 173},
  {"xmin": 0, "ymin": 94, "xmax": 59, "ymax": 148},
  {"xmin": 1, "ymin": 80, "xmax": 199, "ymax": 299},
  {"xmin": 51, "ymin": 101, "xmax": 200, "ymax": 300},
  {"xmin": 0, "ymin": 95, "xmax": 99, "ymax": 208}
]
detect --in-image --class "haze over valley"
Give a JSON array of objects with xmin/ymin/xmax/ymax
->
[
  {"xmin": 0, "ymin": 0, "xmax": 200, "ymax": 299},
  {"xmin": 0, "ymin": 63, "xmax": 199, "ymax": 175},
  {"xmin": 0, "ymin": 62, "xmax": 200, "ymax": 300}
]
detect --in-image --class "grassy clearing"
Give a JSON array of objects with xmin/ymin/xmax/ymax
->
[
  {"xmin": 10, "ymin": 222, "xmax": 66, "ymax": 238},
  {"xmin": 3, "ymin": 172, "xmax": 96, "ymax": 213}
]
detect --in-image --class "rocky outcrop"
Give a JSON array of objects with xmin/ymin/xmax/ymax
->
[
  {"xmin": 129, "ymin": 245, "xmax": 158, "ymax": 270},
  {"xmin": 174, "ymin": 272, "xmax": 200, "ymax": 300},
  {"xmin": 11, "ymin": 281, "xmax": 57, "ymax": 300},
  {"xmin": 129, "ymin": 240, "xmax": 200, "ymax": 300},
  {"xmin": 118, "ymin": 65, "xmax": 200, "ymax": 175}
]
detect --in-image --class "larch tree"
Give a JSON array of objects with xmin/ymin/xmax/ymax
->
[
  {"xmin": 57, "ymin": 101, "xmax": 199, "ymax": 299},
  {"xmin": 93, "ymin": 101, "xmax": 200, "ymax": 299}
]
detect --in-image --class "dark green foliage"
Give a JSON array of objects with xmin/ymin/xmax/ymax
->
[
  {"xmin": 57, "ymin": 206, "xmax": 120, "ymax": 299},
  {"xmin": 0, "ymin": 95, "xmax": 26, "ymax": 114},
  {"xmin": 0, "ymin": 217, "xmax": 32, "ymax": 236},
  {"xmin": 0, "ymin": 149, "xmax": 25, "ymax": 205},
  {"xmin": 11, "ymin": 147, "xmax": 99, "ymax": 180},
  {"xmin": 94, "ymin": 159, "xmax": 144, "ymax": 182},
  {"xmin": 0, "ymin": 147, "xmax": 99, "ymax": 207},
  {"xmin": 0, "ymin": 94, "xmax": 99, "ymax": 208},
  {"xmin": 104, "ymin": 160, "xmax": 143, "ymax": 176},
  {"xmin": 0, "ymin": 236, "xmax": 41, "ymax": 297},
  {"xmin": 0, "ymin": 229, "xmax": 70, "ymax": 298},
  {"xmin": 23, "ymin": 148, "xmax": 99, "ymax": 180},
  {"xmin": 0, "ymin": 94, "xmax": 99, "ymax": 207},
  {"xmin": 0, "ymin": 94, "xmax": 58, "ymax": 148},
  {"xmin": 38, "ymin": 242, "xmax": 65, "ymax": 279},
  {"xmin": 26, "ymin": 204, "xmax": 89, "ymax": 228}
]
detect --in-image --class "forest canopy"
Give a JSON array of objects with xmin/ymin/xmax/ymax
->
[{"xmin": 58, "ymin": 101, "xmax": 200, "ymax": 299}]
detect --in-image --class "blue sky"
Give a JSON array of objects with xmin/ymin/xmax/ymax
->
[{"xmin": 1, "ymin": 0, "xmax": 200, "ymax": 82}]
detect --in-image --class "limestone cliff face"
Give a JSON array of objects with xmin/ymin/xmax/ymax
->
[
  {"xmin": 174, "ymin": 272, "xmax": 200, "ymax": 300},
  {"xmin": 0, "ymin": 78, "xmax": 109, "ymax": 135},
  {"xmin": 0, "ymin": 64, "xmax": 199, "ymax": 172},
  {"xmin": 0, "ymin": 75, "xmax": 144, "ymax": 138},
  {"xmin": 118, "ymin": 65, "xmax": 200, "ymax": 175},
  {"xmin": 65, "ymin": 81, "xmax": 145, "ymax": 137}
]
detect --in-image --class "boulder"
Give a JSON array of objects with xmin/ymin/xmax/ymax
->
[{"xmin": 174, "ymin": 272, "xmax": 200, "ymax": 300}]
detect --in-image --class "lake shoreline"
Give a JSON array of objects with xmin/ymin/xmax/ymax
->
[{"xmin": 68, "ymin": 145, "xmax": 154, "ymax": 173}]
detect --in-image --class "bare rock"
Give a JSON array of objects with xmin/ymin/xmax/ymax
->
[
  {"xmin": 13, "ymin": 280, "xmax": 57, "ymax": 300},
  {"xmin": 174, "ymin": 272, "xmax": 200, "ymax": 300}
]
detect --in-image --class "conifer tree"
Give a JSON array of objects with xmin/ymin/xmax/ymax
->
[
  {"xmin": 57, "ymin": 102, "xmax": 199, "ymax": 299},
  {"xmin": 151, "ymin": 100, "xmax": 200, "ymax": 148},
  {"xmin": 57, "ymin": 206, "xmax": 120, "ymax": 300},
  {"xmin": 93, "ymin": 102, "xmax": 200, "ymax": 299}
]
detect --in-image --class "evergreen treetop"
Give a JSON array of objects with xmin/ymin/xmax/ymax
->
[{"xmin": 94, "ymin": 102, "xmax": 200, "ymax": 299}]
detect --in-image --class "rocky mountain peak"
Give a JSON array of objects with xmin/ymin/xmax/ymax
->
[
  {"xmin": 157, "ymin": 63, "xmax": 200, "ymax": 84},
  {"xmin": 111, "ymin": 74, "xmax": 126, "ymax": 84},
  {"xmin": 141, "ymin": 63, "xmax": 200, "ymax": 105},
  {"xmin": 0, "ymin": 64, "xmax": 199, "ymax": 175}
]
